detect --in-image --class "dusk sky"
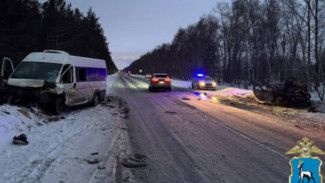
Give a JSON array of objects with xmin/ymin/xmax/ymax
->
[{"xmin": 40, "ymin": 0, "xmax": 228, "ymax": 69}]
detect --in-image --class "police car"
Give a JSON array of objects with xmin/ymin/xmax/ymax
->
[{"xmin": 191, "ymin": 74, "xmax": 217, "ymax": 90}]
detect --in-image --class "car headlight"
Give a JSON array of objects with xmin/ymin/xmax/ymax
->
[{"xmin": 199, "ymin": 81, "xmax": 205, "ymax": 87}]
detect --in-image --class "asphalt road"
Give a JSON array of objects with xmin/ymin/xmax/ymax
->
[{"xmin": 113, "ymin": 75, "xmax": 325, "ymax": 183}]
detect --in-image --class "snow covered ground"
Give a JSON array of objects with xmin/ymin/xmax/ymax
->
[{"xmin": 0, "ymin": 74, "xmax": 133, "ymax": 183}]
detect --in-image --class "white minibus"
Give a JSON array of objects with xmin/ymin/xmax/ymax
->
[{"xmin": 5, "ymin": 50, "xmax": 107, "ymax": 114}]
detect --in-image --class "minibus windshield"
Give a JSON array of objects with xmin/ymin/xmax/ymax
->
[{"xmin": 11, "ymin": 62, "xmax": 62, "ymax": 82}]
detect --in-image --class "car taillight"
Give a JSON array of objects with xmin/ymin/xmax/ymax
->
[
  {"xmin": 164, "ymin": 78, "xmax": 171, "ymax": 83},
  {"xmin": 151, "ymin": 78, "xmax": 159, "ymax": 82}
]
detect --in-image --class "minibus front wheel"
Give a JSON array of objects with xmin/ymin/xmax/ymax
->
[
  {"xmin": 91, "ymin": 93, "xmax": 100, "ymax": 106},
  {"xmin": 53, "ymin": 96, "xmax": 64, "ymax": 115}
]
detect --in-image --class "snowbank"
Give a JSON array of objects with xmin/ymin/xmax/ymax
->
[
  {"xmin": 171, "ymin": 79, "xmax": 192, "ymax": 88},
  {"xmin": 0, "ymin": 97, "xmax": 127, "ymax": 182},
  {"xmin": 171, "ymin": 78, "xmax": 252, "ymax": 97}
]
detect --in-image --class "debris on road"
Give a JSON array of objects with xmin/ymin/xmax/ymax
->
[
  {"xmin": 165, "ymin": 111, "xmax": 177, "ymax": 114},
  {"xmin": 122, "ymin": 154, "xmax": 147, "ymax": 168},
  {"xmin": 12, "ymin": 134, "xmax": 29, "ymax": 145},
  {"xmin": 97, "ymin": 165, "xmax": 106, "ymax": 169},
  {"xmin": 308, "ymin": 107, "xmax": 318, "ymax": 113},
  {"xmin": 2, "ymin": 110, "xmax": 10, "ymax": 115},
  {"xmin": 294, "ymin": 125, "xmax": 304, "ymax": 130},
  {"xmin": 18, "ymin": 109, "xmax": 31, "ymax": 119},
  {"xmin": 86, "ymin": 158, "xmax": 100, "ymax": 164},
  {"xmin": 36, "ymin": 121, "xmax": 46, "ymax": 126},
  {"xmin": 47, "ymin": 116, "xmax": 65, "ymax": 122},
  {"xmin": 129, "ymin": 154, "xmax": 146, "ymax": 162},
  {"xmin": 182, "ymin": 97, "xmax": 190, "ymax": 100},
  {"xmin": 91, "ymin": 152, "xmax": 99, "ymax": 155}
]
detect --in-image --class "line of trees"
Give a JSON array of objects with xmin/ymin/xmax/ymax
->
[
  {"xmin": 128, "ymin": 0, "xmax": 325, "ymax": 100},
  {"xmin": 0, "ymin": 0, "xmax": 117, "ymax": 73}
]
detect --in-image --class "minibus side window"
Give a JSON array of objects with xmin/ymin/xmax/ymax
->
[
  {"xmin": 61, "ymin": 64, "xmax": 73, "ymax": 83},
  {"xmin": 76, "ymin": 68, "xmax": 86, "ymax": 82}
]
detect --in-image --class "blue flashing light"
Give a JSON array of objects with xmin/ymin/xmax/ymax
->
[{"xmin": 197, "ymin": 73, "xmax": 204, "ymax": 77}]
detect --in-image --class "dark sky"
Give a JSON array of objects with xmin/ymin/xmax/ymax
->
[{"xmin": 39, "ymin": 0, "xmax": 228, "ymax": 69}]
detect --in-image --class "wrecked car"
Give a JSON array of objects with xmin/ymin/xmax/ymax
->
[{"xmin": 253, "ymin": 78, "xmax": 311, "ymax": 107}]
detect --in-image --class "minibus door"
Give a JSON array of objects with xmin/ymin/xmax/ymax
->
[
  {"xmin": 60, "ymin": 64, "xmax": 79, "ymax": 105},
  {"xmin": 0, "ymin": 57, "xmax": 14, "ymax": 87}
]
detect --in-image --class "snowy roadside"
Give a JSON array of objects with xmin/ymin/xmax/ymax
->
[
  {"xmin": 133, "ymin": 74, "xmax": 325, "ymax": 128},
  {"xmin": 0, "ymin": 73, "xmax": 134, "ymax": 183},
  {"xmin": 172, "ymin": 78, "xmax": 325, "ymax": 128}
]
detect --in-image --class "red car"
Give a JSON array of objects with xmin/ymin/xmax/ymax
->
[{"xmin": 148, "ymin": 73, "xmax": 171, "ymax": 91}]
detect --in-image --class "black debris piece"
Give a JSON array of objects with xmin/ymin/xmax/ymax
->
[
  {"xmin": 165, "ymin": 111, "xmax": 177, "ymax": 114},
  {"xmin": 12, "ymin": 134, "xmax": 29, "ymax": 145},
  {"xmin": 122, "ymin": 154, "xmax": 147, "ymax": 168},
  {"xmin": 86, "ymin": 159, "xmax": 100, "ymax": 164},
  {"xmin": 97, "ymin": 165, "xmax": 106, "ymax": 169},
  {"xmin": 182, "ymin": 97, "xmax": 190, "ymax": 100},
  {"xmin": 129, "ymin": 154, "xmax": 146, "ymax": 162},
  {"xmin": 308, "ymin": 107, "xmax": 318, "ymax": 113}
]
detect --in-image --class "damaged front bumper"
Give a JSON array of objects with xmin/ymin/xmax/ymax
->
[{"xmin": 1, "ymin": 85, "xmax": 56, "ymax": 106}]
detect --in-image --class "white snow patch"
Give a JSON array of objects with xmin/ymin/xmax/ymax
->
[{"xmin": 106, "ymin": 73, "xmax": 119, "ymax": 95}]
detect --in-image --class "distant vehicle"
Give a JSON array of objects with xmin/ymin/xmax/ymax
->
[
  {"xmin": 148, "ymin": 73, "xmax": 171, "ymax": 91},
  {"xmin": 145, "ymin": 73, "xmax": 151, "ymax": 79},
  {"xmin": 5, "ymin": 50, "xmax": 107, "ymax": 114},
  {"xmin": 191, "ymin": 74, "xmax": 217, "ymax": 90},
  {"xmin": 127, "ymin": 71, "xmax": 131, "ymax": 76},
  {"xmin": 118, "ymin": 70, "xmax": 125, "ymax": 75}
]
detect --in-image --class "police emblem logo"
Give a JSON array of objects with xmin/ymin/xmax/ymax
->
[{"xmin": 286, "ymin": 137, "xmax": 325, "ymax": 183}]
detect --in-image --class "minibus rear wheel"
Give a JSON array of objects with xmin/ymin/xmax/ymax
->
[{"xmin": 53, "ymin": 96, "xmax": 64, "ymax": 115}]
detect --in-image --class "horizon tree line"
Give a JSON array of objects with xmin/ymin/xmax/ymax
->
[
  {"xmin": 127, "ymin": 0, "xmax": 325, "ymax": 100},
  {"xmin": 0, "ymin": 0, "xmax": 117, "ymax": 73}
]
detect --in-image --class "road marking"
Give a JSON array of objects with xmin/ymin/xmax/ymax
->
[{"xmin": 216, "ymin": 120, "xmax": 290, "ymax": 160}]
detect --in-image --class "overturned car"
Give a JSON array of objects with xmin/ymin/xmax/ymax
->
[{"xmin": 253, "ymin": 78, "xmax": 311, "ymax": 107}]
